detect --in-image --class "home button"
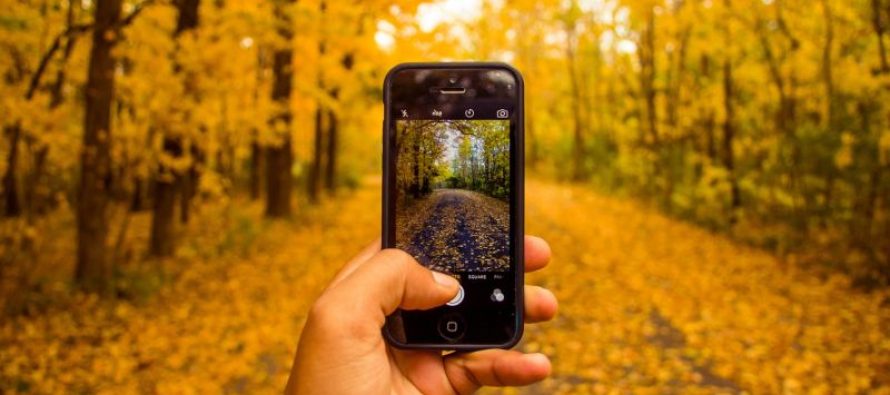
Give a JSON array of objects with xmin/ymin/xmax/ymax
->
[{"xmin": 437, "ymin": 314, "xmax": 466, "ymax": 342}]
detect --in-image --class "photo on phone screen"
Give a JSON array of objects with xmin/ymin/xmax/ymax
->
[
  {"xmin": 395, "ymin": 119, "xmax": 510, "ymax": 274},
  {"xmin": 383, "ymin": 63, "xmax": 523, "ymax": 349}
]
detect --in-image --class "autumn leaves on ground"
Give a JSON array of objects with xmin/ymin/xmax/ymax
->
[
  {"xmin": 397, "ymin": 189, "xmax": 509, "ymax": 273},
  {"xmin": 1, "ymin": 179, "xmax": 888, "ymax": 394}
]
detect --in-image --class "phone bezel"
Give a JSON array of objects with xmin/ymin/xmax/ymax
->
[{"xmin": 381, "ymin": 62, "xmax": 525, "ymax": 350}]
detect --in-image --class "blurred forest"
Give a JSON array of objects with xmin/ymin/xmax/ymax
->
[{"xmin": 1, "ymin": 0, "xmax": 890, "ymax": 393}]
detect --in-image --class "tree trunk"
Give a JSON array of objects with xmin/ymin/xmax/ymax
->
[
  {"xmin": 307, "ymin": 1, "xmax": 329, "ymax": 201},
  {"xmin": 324, "ymin": 88, "xmax": 339, "ymax": 192},
  {"xmin": 720, "ymin": 0, "xmax": 741, "ymax": 225},
  {"xmin": 308, "ymin": 101, "xmax": 324, "ymax": 203},
  {"xmin": 640, "ymin": 8, "xmax": 658, "ymax": 146},
  {"xmin": 3, "ymin": 125, "xmax": 21, "ymax": 217},
  {"xmin": 249, "ymin": 138, "xmax": 263, "ymax": 200},
  {"xmin": 180, "ymin": 143, "xmax": 202, "ymax": 223},
  {"xmin": 821, "ymin": 0, "xmax": 835, "ymax": 128},
  {"xmin": 873, "ymin": 0, "xmax": 889, "ymax": 73},
  {"xmin": 723, "ymin": 59, "xmax": 741, "ymax": 220},
  {"xmin": 149, "ymin": 139, "xmax": 181, "ymax": 256},
  {"xmin": 249, "ymin": 47, "xmax": 266, "ymax": 201},
  {"xmin": 265, "ymin": 137, "xmax": 292, "ymax": 217},
  {"xmin": 565, "ymin": 25, "xmax": 585, "ymax": 181},
  {"xmin": 308, "ymin": 35, "xmax": 326, "ymax": 203},
  {"xmin": 149, "ymin": 0, "xmax": 199, "ymax": 256},
  {"xmin": 820, "ymin": 0, "xmax": 837, "ymax": 223},
  {"xmin": 29, "ymin": 146, "xmax": 49, "ymax": 215},
  {"xmin": 415, "ymin": 133, "xmax": 422, "ymax": 197},
  {"xmin": 130, "ymin": 176, "xmax": 149, "ymax": 211},
  {"xmin": 76, "ymin": 0, "xmax": 121, "ymax": 292},
  {"xmin": 149, "ymin": 180, "xmax": 176, "ymax": 256},
  {"xmin": 265, "ymin": 0, "xmax": 295, "ymax": 217},
  {"xmin": 177, "ymin": 1, "xmax": 200, "ymax": 224},
  {"xmin": 323, "ymin": 53, "xmax": 351, "ymax": 193}
]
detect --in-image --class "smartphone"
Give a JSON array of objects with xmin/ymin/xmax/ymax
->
[{"xmin": 382, "ymin": 62, "xmax": 524, "ymax": 349}]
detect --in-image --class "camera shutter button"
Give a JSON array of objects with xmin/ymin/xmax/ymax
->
[{"xmin": 446, "ymin": 285, "xmax": 464, "ymax": 306}]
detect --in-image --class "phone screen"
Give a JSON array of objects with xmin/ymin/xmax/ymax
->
[{"xmin": 383, "ymin": 64, "xmax": 523, "ymax": 348}]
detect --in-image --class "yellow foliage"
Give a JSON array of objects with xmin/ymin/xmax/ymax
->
[{"xmin": 2, "ymin": 0, "xmax": 890, "ymax": 392}]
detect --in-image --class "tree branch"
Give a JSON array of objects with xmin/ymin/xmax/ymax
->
[
  {"xmin": 25, "ymin": 23, "xmax": 91, "ymax": 100},
  {"xmin": 118, "ymin": 0, "xmax": 156, "ymax": 29},
  {"xmin": 24, "ymin": 0, "xmax": 156, "ymax": 101}
]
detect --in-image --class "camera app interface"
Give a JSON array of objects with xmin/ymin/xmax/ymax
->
[
  {"xmin": 395, "ymin": 119, "xmax": 510, "ymax": 274},
  {"xmin": 386, "ymin": 67, "xmax": 519, "ymax": 345},
  {"xmin": 391, "ymin": 110, "xmax": 516, "ymax": 344}
]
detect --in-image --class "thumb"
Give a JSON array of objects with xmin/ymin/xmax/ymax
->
[{"xmin": 328, "ymin": 248, "xmax": 460, "ymax": 328}]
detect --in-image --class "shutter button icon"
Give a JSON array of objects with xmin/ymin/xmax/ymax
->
[{"xmin": 446, "ymin": 285, "xmax": 465, "ymax": 306}]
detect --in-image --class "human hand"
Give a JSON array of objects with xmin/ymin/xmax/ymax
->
[{"xmin": 285, "ymin": 236, "xmax": 557, "ymax": 394}]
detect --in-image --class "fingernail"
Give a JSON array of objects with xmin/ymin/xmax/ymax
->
[
  {"xmin": 432, "ymin": 271, "xmax": 459, "ymax": 288},
  {"xmin": 525, "ymin": 353, "xmax": 550, "ymax": 366}
]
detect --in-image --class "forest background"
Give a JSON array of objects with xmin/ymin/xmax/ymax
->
[{"xmin": 2, "ymin": 0, "xmax": 890, "ymax": 393}]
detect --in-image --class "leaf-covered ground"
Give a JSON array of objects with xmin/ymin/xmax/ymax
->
[
  {"xmin": 1, "ymin": 179, "xmax": 889, "ymax": 394},
  {"xmin": 397, "ymin": 188, "xmax": 510, "ymax": 273}
]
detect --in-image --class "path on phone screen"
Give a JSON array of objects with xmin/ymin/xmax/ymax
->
[
  {"xmin": 400, "ymin": 189, "xmax": 510, "ymax": 273},
  {"xmin": 1, "ymin": 178, "xmax": 887, "ymax": 393}
]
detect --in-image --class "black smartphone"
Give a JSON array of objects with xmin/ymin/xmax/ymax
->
[{"xmin": 382, "ymin": 62, "xmax": 524, "ymax": 349}]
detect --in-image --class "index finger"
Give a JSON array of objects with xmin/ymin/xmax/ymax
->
[{"xmin": 525, "ymin": 235, "xmax": 551, "ymax": 273}]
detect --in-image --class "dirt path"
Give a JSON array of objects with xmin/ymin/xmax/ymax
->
[
  {"xmin": 399, "ymin": 189, "xmax": 510, "ymax": 273},
  {"xmin": 510, "ymin": 180, "xmax": 889, "ymax": 395}
]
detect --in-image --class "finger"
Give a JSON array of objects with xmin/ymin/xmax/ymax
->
[
  {"xmin": 326, "ymin": 238, "xmax": 381, "ymax": 289},
  {"xmin": 524, "ymin": 285, "xmax": 558, "ymax": 323},
  {"xmin": 325, "ymin": 248, "xmax": 460, "ymax": 329},
  {"xmin": 444, "ymin": 350, "xmax": 551, "ymax": 394},
  {"xmin": 524, "ymin": 235, "xmax": 551, "ymax": 273}
]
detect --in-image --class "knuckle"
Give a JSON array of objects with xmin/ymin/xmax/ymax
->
[
  {"xmin": 307, "ymin": 293, "xmax": 340, "ymax": 326},
  {"xmin": 307, "ymin": 291, "xmax": 377, "ymax": 340}
]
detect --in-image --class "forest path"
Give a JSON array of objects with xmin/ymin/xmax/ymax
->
[
  {"xmin": 2, "ymin": 179, "xmax": 888, "ymax": 394},
  {"xmin": 512, "ymin": 180, "xmax": 889, "ymax": 395},
  {"xmin": 402, "ymin": 188, "xmax": 510, "ymax": 273}
]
